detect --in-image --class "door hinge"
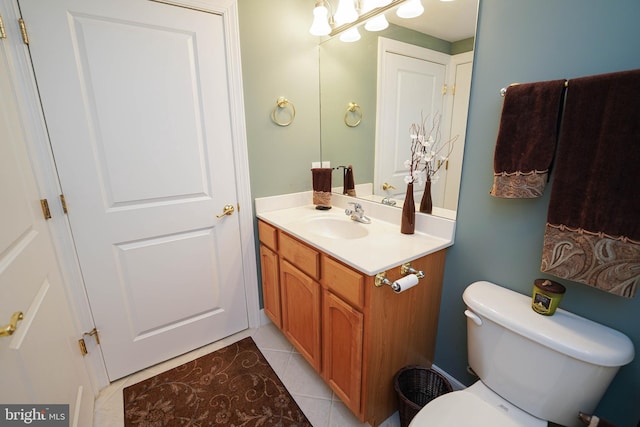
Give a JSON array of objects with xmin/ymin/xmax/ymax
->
[
  {"xmin": 0, "ymin": 14, "xmax": 7, "ymax": 39},
  {"xmin": 452, "ymin": 84, "xmax": 457, "ymax": 95},
  {"xmin": 60, "ymin": 194, "xmax": 68, "ymax": 214},
  {"xmin": 78, "ymin": 338, "xmax": 88, "ymax": 356},
  {"xmin": 40, "ymin": 199, "xmax": 51, "ymax": 220},
  {"xmin": 18, "ymin": 18, "xmax": 28, "ymax": 45},
  {"xmin": 442, "ymin": 84, "xmax": 447, "ymax": 95},
  {"xmin": 78, "ymin": 327, "xmax": 101, "ymax": 357}
]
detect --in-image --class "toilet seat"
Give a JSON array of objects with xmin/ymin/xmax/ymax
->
[{"xmin": 409, "ymin": 382, "xmax": 547, "ymax": 427}]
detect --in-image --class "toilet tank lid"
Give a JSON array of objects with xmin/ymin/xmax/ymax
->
[{"xmin": 463, "ymin": 281, "xmax": 635, "ymax": 367}]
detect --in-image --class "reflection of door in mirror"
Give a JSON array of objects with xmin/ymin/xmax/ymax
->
[
  {"xmin": 445, "ymin": 52, "xmax": 473, "ymax": 211},
  {"xmin": 375, "ymin": 38, "xmax": 472, "ymax": 217}
]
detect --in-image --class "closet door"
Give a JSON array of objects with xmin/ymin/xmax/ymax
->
[
  {"xmin": 0, "ymin": 26, "xmax": 94, "ymax": 424},
  {"xmin": 19, "ymin": 0, "xmax": 249, "ymax": 380}
]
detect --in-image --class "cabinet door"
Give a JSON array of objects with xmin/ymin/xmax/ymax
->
[
  {"xmin": 323, "ymin": 290, "xmax": 364, "ymax": 417},
  {"xmin": 280, "ymin": 260, "xmax": 322, "ymax": 371},
  {"xmin": 260, "ymin": 245, "xmax": 281, "ymax": 328}
]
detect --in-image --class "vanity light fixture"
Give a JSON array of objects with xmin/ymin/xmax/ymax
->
[
  {"xmin": 396, "ymin": 0, "xmax": 424, "ymax": 18},
  {"xmin": 364, "ymin": 13, "xmax": 389, "ymax": 31},
  {"xmin": 340, "ymin": 26, "xmax": 362, "ymax": 42},
  {"xmin": 309, "ymin": 1, "xmax": 333, "ymax": 36},
  {"xmin": 334, "ymin": 0, "xmax": 359, "ymax": 25},
  {"xmin": 309, "ymin": 0, "xmax": 424, "ymax": 40}
]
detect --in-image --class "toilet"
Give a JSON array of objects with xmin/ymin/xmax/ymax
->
[{"xmin": 410, "ymin": 281, "xmax": 635, "ymax": 427}]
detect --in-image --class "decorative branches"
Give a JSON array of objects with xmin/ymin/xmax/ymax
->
[{"xmin": 404, "ymin": 113, "xmax": 458, "ymax": 185}]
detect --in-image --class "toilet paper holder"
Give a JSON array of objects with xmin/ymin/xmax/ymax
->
[
  {"xmin": 400, "ymin": 262, "xmax": 425, "ymax": 279},
  {"xmin": 374, "ymin": 262, "xmax": 425, "ymax": 291}
]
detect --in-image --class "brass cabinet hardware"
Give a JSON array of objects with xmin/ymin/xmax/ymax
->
[
  {"xmin": 1, "ymin": 312, "xmax": 24, "ymax": 337},
  {"xmin": 216, "ymin": 204, "xmax": 235, "ymax": 218}
]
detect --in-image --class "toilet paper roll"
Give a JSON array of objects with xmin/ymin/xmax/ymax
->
[{"xmin": 391, "ymin": 274, "xmax": 419, "ymax": 293}]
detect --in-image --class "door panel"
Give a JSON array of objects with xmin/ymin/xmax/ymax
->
[
  {"xmin": 20, "ymin": 0, "xmax": 249, "ymax": 380},
  {"xmin": 1, "ymin": 30, "xmax": 94, "ymax": 424},
  {"xmin": 376, "ymin": 44, "xmax": 447, "ymax": 200}
]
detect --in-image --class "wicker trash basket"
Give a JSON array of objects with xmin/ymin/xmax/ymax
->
[{"xmin": 394, "ymin": 365, "xmax": 453, "ymax": 427}]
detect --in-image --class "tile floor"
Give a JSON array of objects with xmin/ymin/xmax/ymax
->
[{"xmin": 93, "ymin": 322, "xmax": 401, "ymax": 427}]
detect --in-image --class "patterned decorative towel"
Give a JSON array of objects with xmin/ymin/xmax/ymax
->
[
  {"xmin": 343, "ymin": 165, "xmax": 356, "ymax": 196},
  {"xmin": 490, "ymin": 79, "xmax": 567, "ymax": 198},
  {"xmin": 541, "ymin": 69, "xmax": 640, "ymax": 297},
  {"xmin": 311, "ymin": 167, "xmax": 332, "ymax": 209}
]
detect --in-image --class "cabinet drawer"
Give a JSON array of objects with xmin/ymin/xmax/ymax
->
[
  {"xmin": 322, "ymin": 256, "xmax": 365, "ymax": 310},
  {"xmin": 279, "ymin": 232, "xmax": 320, "ymax": 280},
  {"xmin": 258, "ymin": 220, "xmax": 278, "ymax": 250}
]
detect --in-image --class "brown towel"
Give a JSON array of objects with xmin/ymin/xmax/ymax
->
[
  {"xmin": 490, "ymin": 79, "xmax": 567, "ymax": 198},
  {"xmin": 311, "ymin": 168, "xmax": 332, "ymax": 209},
  {"xmin": 343, "ymin": 165, "xmax": 356, "ymax": 196},
  {"xmin": 541, "ymin": 69, "xmax": 640, "ymax": 298}
]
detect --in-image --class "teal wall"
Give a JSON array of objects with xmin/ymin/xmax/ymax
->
[
  {"xmin": 438, "ymin": 1, "xmax": 640, "ymax": 426},
  {"xmin": 239, "ymin": 1, "xmax": 640, "ymax": 425}
]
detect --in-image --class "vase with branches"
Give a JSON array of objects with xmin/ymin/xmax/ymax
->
[{"xmin": 404, "ymin": 113, "xmax": 458, "ymax": 214}]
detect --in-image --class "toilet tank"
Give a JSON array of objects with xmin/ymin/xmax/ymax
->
[{"xmin": 463, "ymin": 281, "xmax": 634, "ymax": 427}]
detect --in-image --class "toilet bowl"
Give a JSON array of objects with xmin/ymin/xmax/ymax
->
[
  {"xmin": 410, "ymin": 382, "xmax": 545, "ymax": 427},
  {"xmin": 409, "ymin": 281, "xmax": 634, "ymax": 427}
]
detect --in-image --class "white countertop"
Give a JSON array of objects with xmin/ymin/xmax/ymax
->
[{"xmin": 255, "ymin": 192, "xmax": 455, "ymax": 275}]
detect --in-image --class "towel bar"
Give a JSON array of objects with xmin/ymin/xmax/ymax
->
[{"xmin": 501, "ymin": 81, "xmax": 568, "ymax": 96}]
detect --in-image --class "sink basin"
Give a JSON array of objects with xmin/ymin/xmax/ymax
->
[{"xmin": 303, "ymin": 216, "xmax": 369, "ymax": 240}]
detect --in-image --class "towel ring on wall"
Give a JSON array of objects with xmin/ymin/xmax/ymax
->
[
  {"xmin": 344, "ymin": 102, "xmax": 363, "ymax": 127},
  {"xmin": 271, "ymin": 96, "xmax": 296, "ymax": 126}
]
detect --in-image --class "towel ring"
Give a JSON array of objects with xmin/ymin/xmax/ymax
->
[
  {"xmin": 271, "ymin": 96, "xmax": 296, "ymax": 126},
  {"xmin": 344, "ymin": 102, "xmax": 362, "ymax": 127}
]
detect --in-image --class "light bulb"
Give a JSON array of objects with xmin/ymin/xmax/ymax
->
[
  {"xmin": 396, "ymin": 0, "xmax": 424, "ymax": 18},
  {"xmin": 334, "ymin": 0, "xmax": 359, "ymax": 26},
  {"xmin": 365, "ymin": 14, "xmax": 389, "ymax": 31},
  {"xmin": 361, "ymin": 0, "xmax": 376, "ymax": 13},
  {"xmin": 339, "ymin": 26, "xmax": 361, "ymax": 42},
  {"xmin": 309, "ymin": 4, "xmax": 332, "ymax": 36}
]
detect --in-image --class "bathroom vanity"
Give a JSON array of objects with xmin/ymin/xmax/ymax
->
[{"xmin": 255, "ymin": 192, "xmax": 455, "ymax": 425}]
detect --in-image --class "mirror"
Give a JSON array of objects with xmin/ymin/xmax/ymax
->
[{"xmin": 319, "ymin": 0, "xmax": 479, "ymax": 219}]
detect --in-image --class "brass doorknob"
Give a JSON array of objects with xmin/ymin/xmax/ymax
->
[
  {"xmin": 216, "ymin": 204, "xmax": 235, "ymax": 218},
  {"xmin": 1, "ymin": 312, "xmax": 24, "ymax": 337},
  {"xmin": 382, "ymin": 182, "xmax": 396, "ymax": 191}
]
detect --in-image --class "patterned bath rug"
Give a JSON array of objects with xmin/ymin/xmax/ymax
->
[{"xmin": 123, "ymin": 336, "xmax": 311, "ymax": 426}]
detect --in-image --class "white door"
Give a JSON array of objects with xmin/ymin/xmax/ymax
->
[
  {"xmin": 443, "ymin": 52, "xmax": 473, "ymax": 211},
  {"xmin": 0, "ymin": 34, "xmax": 94, "ymax": 425},
  {"xmin": 375, "ymin": 39, "xmax": 448, "ymax": 202},
  {"xmin": 20, "ymin": 0, "xmax": 249, "ymax": 380}
]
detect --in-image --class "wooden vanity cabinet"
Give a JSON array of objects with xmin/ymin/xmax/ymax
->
[
  {"xmin": 257, "ymin": 219, "xmax": 446, "ymax": 426},
  {"xmin": 280, "ymin": 259, "xmax": 322, "ymax": 371},
  {"xmin": 258, "ymin": 221, "xmax": 281, "ymax": 328}
]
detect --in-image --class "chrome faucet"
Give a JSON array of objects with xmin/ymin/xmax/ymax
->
[{"xmin": 345, "ymin": 202, "xmax": 371, "ymax": 224}]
